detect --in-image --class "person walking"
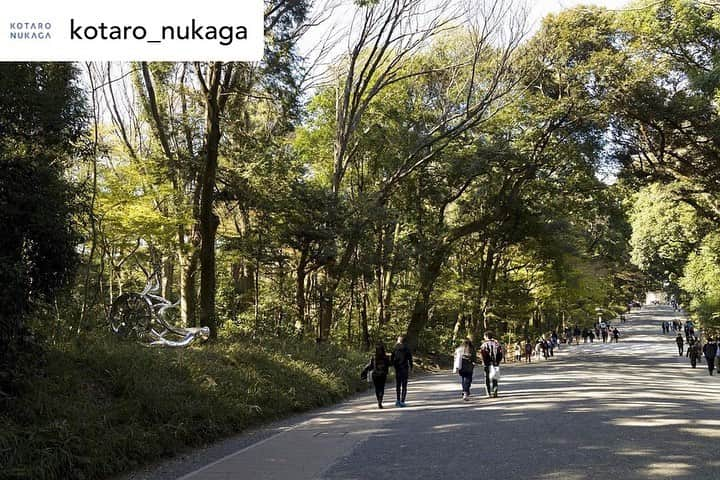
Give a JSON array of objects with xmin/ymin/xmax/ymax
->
[
  {"xmin": 539, "ymin": 338, "xmax": 549, "ymax": 359},
  {"xmin": 612, "ymin": 328, "xmax": 620, "ymax": 343},
  {"xmin": 676, "ymin": 333, "xmax": 684, "ymax": 356},
  {"xmin": 524, "ymin": 339, "xmax": 533, "ymax": 363},
  {"xmin": 480, "ymin": 332, "xmax": 503, "ymax": 398},
  {"xmin": 453, "ymin": 338, "xmax": 476, "ymax": 401},
  {"xmin": 703, "ymin": 338, "xmax": 717, "ymax": 376},
  {"xmin": 688, "ymin": 341, "xmax": 701, "ymax": 369},
  {"xmin": 391, "ymin": 336, "xmax": 413, "ymax": 407},
  {"xmin": 514, "ymin": 342, "xmax": 522, "ymax": 362},
  {"xmin": 361, "ymin": 343, "xmax": 391, "ymax": 409}
]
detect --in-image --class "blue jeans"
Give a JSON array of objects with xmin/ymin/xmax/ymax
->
[{"xmin": 460, "ymin": 372, "xmax": 473, "ymax": 394}]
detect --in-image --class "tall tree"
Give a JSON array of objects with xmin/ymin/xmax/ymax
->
[{"xmin": 0, "ymin": 62, "xmax": 86, "ymax": 376}]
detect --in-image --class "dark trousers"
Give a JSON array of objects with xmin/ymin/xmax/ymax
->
[
  {"xmin": 460, "ymin": 371, "xmax": 473, "ymax": 394},
  {"xmin": 707, "ymin": 357, "xmax": 715, "ymax": 375},
  {"xmin": 396, "ymin": 368, "xmax": 409, "ymax": 402},
  {"xmin": 483, "ymin": 365, "xmax": 498, "ymax": 396},
  {"xmin": 372, "ymin": 374, "xmax": 387, "ymax": 404},
  {"xmin": 678, "ymin": 345, "xmax": 684, "ymax": 356}
]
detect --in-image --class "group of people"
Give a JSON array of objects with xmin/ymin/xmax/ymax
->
[
  {"xmin": 663, "ymin": 319, "xmax": 694, "ymax": 336},
  {"xmin": 513, "ymin": 335, "xmax": 557, "ymax": 363},
  {"xmin": 360, "ymin": 332, "xmax": 506, "ymax": 408},
  {"xmin": 360, "ymin": 336, "xmax": 413, "ymax": 409},
  {"xmin": 361, "ymin": 319, "xmax": 627, "ymax": 408},
  {"xmin": 675, "ymin": 330, "xmax": 720, "ymax": 375},
  {"xmin": 452, "ymin": 332, "xmax": 504, "ymax": 400},
  {"xmin": 667, "ymin": 317, "xmax": 720, "ymax": 376},
  {"xmin": 562, "ymin": 324, "xmax": 621, "ymax": 345}
]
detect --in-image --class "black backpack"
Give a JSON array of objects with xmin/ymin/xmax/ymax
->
[
  {"xmin": 374, "ymin": 356, "xmax": 389, "ymax": 376},
  {"xmin": 460, "ymin": 355, "xmax": 474, "ymax": 374},
  {"xmin": 393, "ymin": 346, "xmax": 408, "ymax": 368}
]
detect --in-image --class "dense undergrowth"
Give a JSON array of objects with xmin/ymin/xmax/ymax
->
[{"xmin": 0, "ymin": 335, "xmax": 369, "ymax": 480}]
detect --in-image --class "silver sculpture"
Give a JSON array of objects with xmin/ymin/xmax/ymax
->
[{"xmin": 109, "ymin": 280, "xmax": 210, "ymax": 347}]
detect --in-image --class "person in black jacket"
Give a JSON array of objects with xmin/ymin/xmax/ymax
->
[
  {"xmin": 361, "ymin": 343, "xmax": 391, "ymax": 408},
  {"xmin": 391, "ymin": 336, "xmax": 413, "ymax": 407},
  {"xmin": 676, "ymin": 333, "xmax": 684, "ymax": 356},
  {"xmin": 688, "ymin": 340, "xmax": 701, "ymax": 369},
  {"xmin": 703, "ymin": 339, "xmax": 717, "ymax": 376}
]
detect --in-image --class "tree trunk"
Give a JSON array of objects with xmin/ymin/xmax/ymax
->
[
  {"xmin": 360, "ymin": 274, "xmax": 371, "ymax": 351},
  {"xmin": 405, "ymin": 250, "xmax": 446, "ymax": 351},
  {"xmin": 198, "ymin": 62, "xmax": 224, "ymax": 339},
  {"xmin": 296, "ymin": 246, "xmax": 308, "ymax": 327},
  {"xmin": 318, "ymin": 283, "xmax": 334, "ymax": 341},
  {"xmin": 162, "ymin": 255, "xmax": 174, "ymax": 299}
]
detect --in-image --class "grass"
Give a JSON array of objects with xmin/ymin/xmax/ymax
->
[{"xmin": 0, "ymin": 335, "xmax": 369, "ymax": 480}]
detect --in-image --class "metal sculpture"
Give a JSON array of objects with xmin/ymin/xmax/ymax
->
[{"xmin": 109, "ymin": 280, "xmax": 209, "ymax": 347}]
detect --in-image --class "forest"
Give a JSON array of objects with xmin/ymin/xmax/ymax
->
[{"xmin": 2, "ymin": 0, "xmax": 720, "ymax": 478}]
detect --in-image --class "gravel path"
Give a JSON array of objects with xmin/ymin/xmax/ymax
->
[{"xmin": 121, "ymin": 305, "xmax": 720, "ymax": 480}]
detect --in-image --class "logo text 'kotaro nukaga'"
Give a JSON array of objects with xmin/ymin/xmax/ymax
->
[
  {"xmin": 9, "ymin": 22, "xmax": 52, "ymax": 39},
  {"xmin": 70, "ymin": 19, "xmax": 248, "ymax": 46}
]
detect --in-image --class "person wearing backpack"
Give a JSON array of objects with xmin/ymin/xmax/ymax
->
[
  {"xmin": 391, "ymin": 336, "xmax": 413, "ymax": 407},
  {"xmin": 480, "ymin": 332, "xmax": 503, "ymax": 398},
  {"xmin": 453, "ymin": 338, "xmax": 476, "ymax": 401},
  {"xmin": 361, "ymin": 343, "xmax": 391, "ymax": 409},
  {"xmin": 703, "ymin": 338, "xmax": 718, "ymax": 376}
]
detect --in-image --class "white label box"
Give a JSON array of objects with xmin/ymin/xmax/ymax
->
[{"xmin": 0, "ymin": 0, "xmax": 264, "ymax": 61}]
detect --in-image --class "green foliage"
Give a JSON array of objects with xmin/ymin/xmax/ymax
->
[
  {"xmin": 0, "ymin": 335, "xmax": 367, "ymax": 480},
  {"xmin": 681, "ymin": 232, "xmax": 720, "ymax": 329},
  {"xmin": 629, "ymin": 183, "xmax": 706, "ymax": 282},
  {"xmin": 0, "ymin": 62, "xmax": 86, "ymax": 381}
]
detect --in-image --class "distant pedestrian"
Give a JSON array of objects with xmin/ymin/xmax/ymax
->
[
  {"xmin": 703, "ymin": 338, "xmax": 717, "ymax": 376},
  {"xmin": 361, "ymin": 343, "xmax": 391, "ymax": 409},
  {"xmin": 601, "ymin": 328, "xmax": 608, "ymax": 343},
  {"xmin": 688, "ymin": 342, "xmax": 701, "ymax": 369},
  {"xmin": 453, "ymin": 338, "xmax": 476, "ymax": 401},
  {"xmin": 676, "ymin": 333, "xmax": 684, "ymax": 356},
  {"xmin": 391, "ymin": 336, "xmax": 413, "ymax": 407},
  {"xmin": 514, "ymin": 342, "xmax": 522, "ymax": 362},
  {"xmin": 524, "ymin": 340, "xmax": 532, "ymax": 363},
  {"xmin": 480, "ymin": 332, "xmax": 503, "ymax": 398},
  {"xmin": 539, "ymin": 338, "xmax": 549, "ymax": 359},
  {"xmin": 588, "ymin": 330, "xmax": 595, "ymax": 343},
  {"xmin": 612, "ymin": 328, "xmax": 620, "ymax": 343}
]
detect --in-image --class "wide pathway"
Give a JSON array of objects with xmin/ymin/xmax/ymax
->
[{"xmin": 135, "ymin": 306, "xmax": 720, "ymax": 480}]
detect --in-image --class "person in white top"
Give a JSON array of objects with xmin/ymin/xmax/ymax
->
[{"xmin": 453, "ymin": 338, "xmax": 476, "ymax": 401}]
